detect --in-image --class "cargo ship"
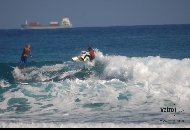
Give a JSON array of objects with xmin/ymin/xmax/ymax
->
[{"xmin": 21, "ymin": 17, "xmax": 72, "ymax": 29}]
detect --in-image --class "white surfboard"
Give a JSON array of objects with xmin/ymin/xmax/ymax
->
[
  {"xmin": 7, "ymin": 64, "xmax": 31, "ymax": 72},
  {"xmin": 7, "ymin": 64, "xmax": 22, "ymax": 71},
  {"xmin": 72, "ymin": 55, "xmax": 90, "ymax": 62},
  {"xmin": 72, "ymin": 51, "xmax": 91, "ymax": 62},
  {"xmin": 7, "ymin": 64, "xmax": 16, "ymax": 69},
  {"xmin": 72, "ymin": 56, "xmax": 82, "ymax": 62}
]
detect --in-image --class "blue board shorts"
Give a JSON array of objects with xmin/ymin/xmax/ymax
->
[{"xmin": 20, "ymin": 56, "xmax": 27, "ymax": 65}]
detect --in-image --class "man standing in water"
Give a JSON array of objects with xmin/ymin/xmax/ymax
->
[{"xmin": 18, "ymin": 43, "xmax": 32, "ymax": 69}]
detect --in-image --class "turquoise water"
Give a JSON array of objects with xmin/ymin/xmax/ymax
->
[{"xmin": 1, "ymin": 25, "xmax": 190, "ymax": 128}]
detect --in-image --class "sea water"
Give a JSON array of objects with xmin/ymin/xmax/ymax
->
[{"xmin": 0, "ymin": 25, "xmax": 190, "ymax": 128}]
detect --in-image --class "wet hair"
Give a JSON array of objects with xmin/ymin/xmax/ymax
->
[{"xmin": 26, "ymin": 44, "xmax": 30, "ymax": 48}]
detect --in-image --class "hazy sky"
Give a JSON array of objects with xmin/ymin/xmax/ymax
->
[{"xmin": 1, "ymin": 0, "xmax": 190, "ymax": 29}]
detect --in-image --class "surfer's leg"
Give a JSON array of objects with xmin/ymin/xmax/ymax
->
[
  {"xmin": 18, "ymin": 63, "xmax": 21, "ymax": 69},
  {"xmin": 18, "ymin": 56, "xmax": 24, "ymax": 69},
  {"xmin": 80, "ymin": 56, "xmax": 84, "ymax": 61},
  {"xmin": 85, "ymin": 55, "xmax": 91, "ymax": 61},
  {"xmin": 90, "ymin": 56, "xmax": 93, "ymax": 61},
  {"xmin": 82, "ymin": 55, "xmax": 87, "ymax": 61},
  {"xmin": 23, "ymin": 56, "xmax": 27, "ymax": 68}
]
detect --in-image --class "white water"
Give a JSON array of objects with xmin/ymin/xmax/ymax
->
[{"xmin": 1, "ymin": 50, "xmax": 190, "ymax": 128}]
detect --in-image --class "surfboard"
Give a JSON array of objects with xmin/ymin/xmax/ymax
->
[
  {"xmin": 7, "ymin": 65, "xmax": 21, "ymax": 70},
  {"xmin": 7, "ymin": 64, "xmax": 26, "ymax": 71},
  {"xmin": 7, "ymin": 64, "xmax": 16, "ymax": 69},
  {"xmin": 72, "ymin": 55, "xmax": 90, "ymax": 62}
]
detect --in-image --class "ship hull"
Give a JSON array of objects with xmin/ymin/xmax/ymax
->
[{"xmin": 21, "ymin": 25, "xmax": 72, "ymax": 30}]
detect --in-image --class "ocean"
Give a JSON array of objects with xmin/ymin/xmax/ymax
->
[{"xmin": 0, "ymin": 24, "xmax": 190, "ymax": 128}]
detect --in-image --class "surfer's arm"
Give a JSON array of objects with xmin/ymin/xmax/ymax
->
[{"xmin": 79, "ymin": 51, "xmax": 86, "ymax": 54}]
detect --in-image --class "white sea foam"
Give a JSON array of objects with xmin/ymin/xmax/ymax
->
[
  {"xmin": 1, "ymin": 122, "xmax": 190, "ymax": 128},
  {"xmin": 0, "ymin": 79, "xmax": 11, "ymax": 88},
  {"xmin": 1, "ymin": 50, "xmax": 190, "ymax": 126}
]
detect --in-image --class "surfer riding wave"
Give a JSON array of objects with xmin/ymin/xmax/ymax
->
[{"xmin": 79, "ymin": 44, "xmax": 95, "ymax": 62}]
